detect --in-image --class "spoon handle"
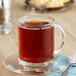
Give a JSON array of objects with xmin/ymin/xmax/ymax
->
[{"xmin": 61, "ymin": 65, "xmax": 71, "ymax": 76}]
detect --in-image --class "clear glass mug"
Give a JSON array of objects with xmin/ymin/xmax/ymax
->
[{"xmin": 18, "ymin": 14, "xmax": 65, "ymax": 72}]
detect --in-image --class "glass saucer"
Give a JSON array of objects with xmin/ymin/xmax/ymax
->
[{"xmin": 3, "ymin": 53, "xmax": 69, "ymax": 75}]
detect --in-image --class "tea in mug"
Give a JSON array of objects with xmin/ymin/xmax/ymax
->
[{"xmin": 18, "ymin": 21, "xmax": 54, "ymax": 63}]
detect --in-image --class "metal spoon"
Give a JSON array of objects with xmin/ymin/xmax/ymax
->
[{"xmin": 61, "ymin": 53, "xmax": 76, "ymax": 76}]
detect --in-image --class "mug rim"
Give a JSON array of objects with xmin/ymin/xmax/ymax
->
[{"xmin": 18, "ymin": 14, "xmax": 54, "ymax": 29}]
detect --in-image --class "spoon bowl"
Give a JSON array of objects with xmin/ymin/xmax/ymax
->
[
  {"xmin": 69, "ymin": 53, "xmax": 76, "ymax": 64},
  {"xmin": 61, "ymin": 53, "xmax": 76, "ymax": 76}
]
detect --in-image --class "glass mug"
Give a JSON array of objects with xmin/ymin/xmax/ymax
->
[{"xmin": 18, "ymin": 14, "xmax": 65, "ymax": 72}]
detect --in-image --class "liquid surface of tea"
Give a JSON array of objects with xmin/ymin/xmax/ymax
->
[{"xmin": 18, "ymin": 21, "xmax": 54, "ymax": 63}]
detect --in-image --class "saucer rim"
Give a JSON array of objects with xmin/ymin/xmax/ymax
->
[{"xmin": 3, "ymin": 52, "xmax": 70, "ymax": 74}]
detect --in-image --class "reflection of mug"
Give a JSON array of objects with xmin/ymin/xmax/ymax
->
[{"xmin": 18, "ymin": 15, "xmax": 65, "ymax": 72}]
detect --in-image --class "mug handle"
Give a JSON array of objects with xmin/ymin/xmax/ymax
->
[{"xmin": 54, "ymin": 23, "xmax": 65, "ymax": 54}]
